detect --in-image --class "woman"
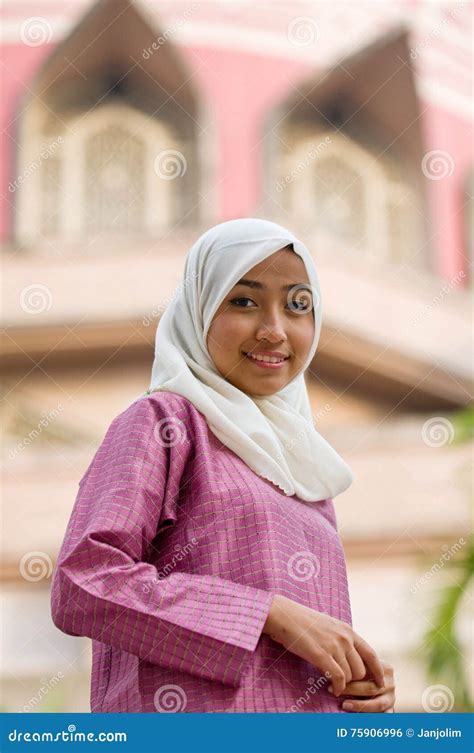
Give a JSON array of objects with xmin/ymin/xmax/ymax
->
[{"xmin": 51, "ymin": 218, "xmax": 395, "ymax": 713}]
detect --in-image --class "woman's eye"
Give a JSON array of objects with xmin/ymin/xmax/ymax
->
[
  {"xmin": 230, "ymin": 297, "xmax": 255, "ymax": 307},
  {"xmin": 230, "ymin": 297, "xmax": 312, "ymax": 311},
  {"xmin": 288, "ymin": 298, "xmax": 311, "ymax": 312}
]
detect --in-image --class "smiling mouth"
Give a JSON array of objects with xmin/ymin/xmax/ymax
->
[{"xmin": 242, "ymin": 352, "xmax": 290, "ymax": 369}]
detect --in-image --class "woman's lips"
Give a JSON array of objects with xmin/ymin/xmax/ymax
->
[{"xmin": 243, "ymin": 353, "xmax": 289, "ymax": 369}]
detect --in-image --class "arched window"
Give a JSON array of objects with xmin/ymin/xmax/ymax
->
[
  {"xmin": 276, "ymin": 128, "xmax": 422, "ymax": 264},
  {"xmin": 267, "ymin": 31, "xmax": 427, "ymax": 269},
  {"xmin": 84, "ymin": 123, "xmax": 146, "ymax": 236},
  {"xmin": 17, "ymin": 102, "xmax": 182, "ymax": 245},
  {"xmin": 12, "ymin": 0, "xmax": 201, "ymax": 251}
]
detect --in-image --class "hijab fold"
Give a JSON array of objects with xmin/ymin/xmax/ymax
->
[{"xmin": 136, "ymin": 219, "xmax": 354, "ymax": 502}]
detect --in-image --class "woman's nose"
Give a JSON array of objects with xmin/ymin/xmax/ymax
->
[{"xmin": 255, "ymin": 314, "xmax": 287, "ymax": 343}]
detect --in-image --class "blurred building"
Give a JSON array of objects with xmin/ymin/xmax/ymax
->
[{"xmin": 1, "ymin": 0, "xmax": 472, "ymax": 712}]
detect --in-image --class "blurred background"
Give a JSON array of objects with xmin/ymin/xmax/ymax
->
[{"xmin": 1, "ymin": 0, "xmax": 473, "ymax": 713}]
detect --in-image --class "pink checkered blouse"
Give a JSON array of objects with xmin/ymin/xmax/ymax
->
[{"xmin": 51, "ymin": 391, "xmax": 353, "ymax": 712}]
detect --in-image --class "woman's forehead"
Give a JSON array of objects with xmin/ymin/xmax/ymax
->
[{"xmin": 238, "ymin": 248, "xmax": 310, "ymax": 281}]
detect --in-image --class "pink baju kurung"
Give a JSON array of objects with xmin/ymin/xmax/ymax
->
[{"xmin": 51, "ymin": 391, "xmax": 353, "ymax": 712}]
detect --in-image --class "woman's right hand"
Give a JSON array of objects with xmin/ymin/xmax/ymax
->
[{"xmin": 262, "ymin": 594, "xmax": 385, "ymax": 697}]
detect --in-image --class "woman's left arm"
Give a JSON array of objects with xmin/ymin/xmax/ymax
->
[{"xmin": 329, "ymin": 659, "xmax": 396, "ymax": 712}]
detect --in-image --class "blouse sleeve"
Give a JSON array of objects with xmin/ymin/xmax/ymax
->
[{"xmin": 50, "ymin": 395, "xmax": 273, "ymax": 688}]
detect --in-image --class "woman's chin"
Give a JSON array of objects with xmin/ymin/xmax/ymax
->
[{"xmin": 239, "ymin": 378, "xmax": 287, "ymax": 398}]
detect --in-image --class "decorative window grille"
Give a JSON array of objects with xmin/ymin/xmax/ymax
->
[
  {"xmin": 16, "ymin": 102, "xmax": 183, "ymax": 246},
  {"xmin": 84, "ymin": 124, "xmax": 146, "ymax": 235},
  {"xmin": 278, "ymin": 129, "xmax": 423, "ymax": 265}
]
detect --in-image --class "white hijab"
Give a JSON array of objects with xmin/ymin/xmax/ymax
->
[{"xmin": 140, "ymin": 218, "xmax": 353, "ymax": 502}]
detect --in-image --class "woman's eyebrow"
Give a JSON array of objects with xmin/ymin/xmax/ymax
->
[{"xmin": 235, "ymin": 278, "xmax": 312, "ymax": 292}]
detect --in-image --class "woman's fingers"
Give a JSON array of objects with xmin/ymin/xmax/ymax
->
[
  {"xmin": 335, "ymin": 651, "xmax": 353, "ymax": 686},
  {"xmin": 338, "ymin": 660, "xmax": 394, "ymax": 697},
  {"xmin": 345, "ymin": 647, "xmax": 367, "ymax": 682},
  {"xmin": 321, "ymin": 655, "xmax": 348, "ymax": 696},
  {"xmin": 336, "ymin": 660, "xmax": 396, "ymax": 712},
  {"xmin": 342, "ymin": 690, "xmax": 395, "ymax": 713},
  {"xmin": 352, "ymin": 634, "xmax": 385, "ymax": 688},
  {"xmin": 338, "ymin": 679, "xmax": 384, "ymax": 696},
  {"xmin": 264, "ymin": 596, "xmax": 389, "ymax": 702}
]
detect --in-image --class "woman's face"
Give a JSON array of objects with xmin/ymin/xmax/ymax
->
[{"xmin": 206, "ymin": 247, "xmax": 315, "ymax": 397}]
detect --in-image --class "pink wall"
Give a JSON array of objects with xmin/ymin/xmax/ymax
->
[
  {"xmin": 420, "ymin": 103, "xmax": 473, "ymax": 282},
  {"xmin": 181, "ymin": 47, "xmax": 310, "ymax": 220},
  {"xmin": 1, "ymin": 8, "xmax": 472, "ymax": 288},
  {"xmin": 0, "ymin": 43, "xmax": 54, "ymax": 242}
]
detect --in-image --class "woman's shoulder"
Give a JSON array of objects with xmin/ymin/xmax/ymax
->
[
  {"xmin": 130, "ymin": 389, "xmax": 201, "ymax": 416},
  {"xmin": 111, "ymin": 389, "xmax": 205, "ymax": 440},
  {"xmin": 79, "ymin": 391, "xmax": 200, "ymax": 489}
]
